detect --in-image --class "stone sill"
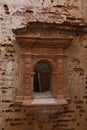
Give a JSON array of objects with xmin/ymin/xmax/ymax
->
[{"xmin": 15, "ymin": 98, "xmax": 68, "ymax": 108}]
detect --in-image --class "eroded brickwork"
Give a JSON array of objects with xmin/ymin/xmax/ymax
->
[{"xmin": 0, "ymin": 0, "xmax": 87, "ymax": 130}]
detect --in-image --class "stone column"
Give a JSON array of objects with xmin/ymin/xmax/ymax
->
[{"xmin": 22, "ymin": 47, "xmax": 33, "ymax": 100}]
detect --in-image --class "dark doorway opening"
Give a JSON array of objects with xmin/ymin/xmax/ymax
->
[{"xmin": 34, "ymin": 62, "xmax": 52, "ymax": 93}]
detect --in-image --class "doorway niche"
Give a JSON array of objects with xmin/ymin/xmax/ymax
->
[
  {"xmin": 13, "ymin": 23, "xmax": 72, "ymax": 108},
  {"xmin": 34, "ymin": 61, "xmax": 52, "ymax": 97}
]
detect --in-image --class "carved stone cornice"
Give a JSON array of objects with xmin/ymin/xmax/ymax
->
[
  {"xmin": 15, "ymin": 36, "xmax": 73, "ymax": 48},
  {"xmin": 13, "ymin": 22, "xmax": 87, "ymax": 36}
]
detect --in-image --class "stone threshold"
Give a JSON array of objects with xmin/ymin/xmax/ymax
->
[{"xmin": 22, "ymin": 98, "xmax": 68, "ymax": 108}]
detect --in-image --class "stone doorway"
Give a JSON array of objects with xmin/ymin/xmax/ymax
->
[{"xmin": 14, "ymin": 26, "xmax": 72, "ymax": 105}]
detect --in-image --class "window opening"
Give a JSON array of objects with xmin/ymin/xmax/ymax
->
[{"xmin": 34, "ymin": 62, "xmax": 52, "ymax": 94}]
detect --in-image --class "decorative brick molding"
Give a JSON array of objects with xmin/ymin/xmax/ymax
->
[{"xmin": 13, "ymin": 23, "xmax": 72, "ymax": 108}]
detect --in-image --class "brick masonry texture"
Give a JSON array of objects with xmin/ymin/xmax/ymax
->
[{"xmin": 0, "ymin": 0, "xmax": 87, "ymax": 130}]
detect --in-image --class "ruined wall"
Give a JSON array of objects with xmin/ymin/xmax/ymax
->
[{"xmin": 0, "ymin": 0, "xmax": 87, "ymax": 130}]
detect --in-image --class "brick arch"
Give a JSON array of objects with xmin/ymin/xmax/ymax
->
[{"xmin": 31, "ymin": 58, "xmax": 56, "ymax": 73}]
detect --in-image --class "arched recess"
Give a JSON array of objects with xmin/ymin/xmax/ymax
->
[
  {"xmin": 32, "ymin": 58, "xmax": 56, "ymax": 72},
  {"xmin": 33, "ymin": 60, "xmax": 55, "ymax": 97}
]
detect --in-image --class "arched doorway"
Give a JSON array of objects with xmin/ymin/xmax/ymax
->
[{"xmin": 34, "ymin": 61, "xmax": 52, "ymax": 95}]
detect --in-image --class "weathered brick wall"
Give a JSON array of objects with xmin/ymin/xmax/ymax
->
[
  {"xmin": 0, "ymin": 0, "xmax": 87, "ymax": 130},
  {"xmin": 66, "ymin": 35, "xmax": 87, "ymax": 130}
]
